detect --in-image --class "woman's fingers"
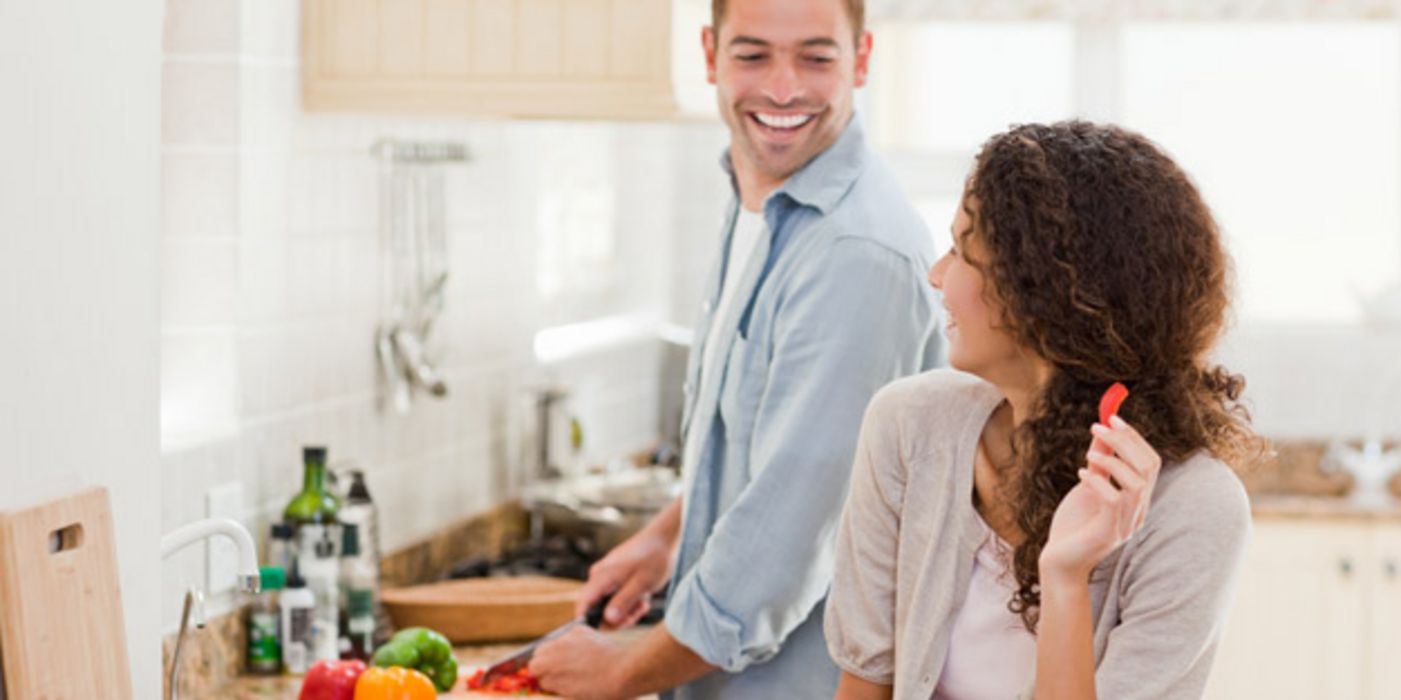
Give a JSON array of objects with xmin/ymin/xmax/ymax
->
[
  {"xmin": 1091, "ymin": 416, "xmax": 1162, "ymax": 480},
  {"xmin": 1086, "ymin": 450, "xmax": 1146, "ymax": 494}
]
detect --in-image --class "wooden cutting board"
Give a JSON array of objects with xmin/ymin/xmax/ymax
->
[
  {"xmin": 381, "ymin": 576, "xmax": 582, "ymax": 643},
  {"xmin": 0, "ymin": 487, "xmax": 132, "ymax": 699}
]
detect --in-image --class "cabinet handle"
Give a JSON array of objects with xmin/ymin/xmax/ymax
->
[
  {"xmin": 1385, "ymin": 560, "xmax": 1398, "ymax": 579},
  {"xmin": 1339, "ymin": 558, "xmax": 1354, "ymax": 577}
]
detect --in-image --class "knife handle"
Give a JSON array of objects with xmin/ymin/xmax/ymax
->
[{"xmin": 585, "ymin": 592, "xmax": 614, "ymax": 628}]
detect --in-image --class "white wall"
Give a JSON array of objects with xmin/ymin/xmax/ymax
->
[{"xmin": 0, "ymin": 1, "xmax": 164, "ymax": 696}]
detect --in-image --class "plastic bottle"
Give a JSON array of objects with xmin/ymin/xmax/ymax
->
[
  {"xmin": 299, "ymin": 527, "xmax": 341, "ymax": 663},
  {"xmin": 280, "ymin": 569, "xmax": 315, "ymax": 675},
  {"xmin": 246, "ymin": 565, "xmax": 285, "ymax": 675},
  {"xmin": 339, "ymin": 523, "xmax": 377, "ymax": 660},
  {"xmin": 337, "ymin": 470, "xmax": 387, "ymax": 643},
  {"xmin": 338, "ymin": 471, "xmax": 381, "ymax": 579}
]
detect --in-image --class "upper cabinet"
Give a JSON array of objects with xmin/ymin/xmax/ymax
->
[{"xmin": 302, "ymin": 0, "xmax": 680, "ymax": 119}]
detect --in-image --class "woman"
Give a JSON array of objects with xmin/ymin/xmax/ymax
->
[{"xmin": 824, "ymin": 121, "xmax": 1264, "ymax": 700}]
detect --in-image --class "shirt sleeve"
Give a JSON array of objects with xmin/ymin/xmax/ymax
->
[
  {"xmin": 1094, "ymin": 461, "xmax": 1252, "ymax": 698},
  {"xmin": 822, "ymin": 381, "xmax": 909, "ymax": 684},
  {"xmin": 665, "ymin": 236, "xmax": 936, "ymax": 673}
]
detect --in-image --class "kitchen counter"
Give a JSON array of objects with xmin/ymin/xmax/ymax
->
[
  {"xmin": 201, "ymin": 632, "xmax": 657, "ymax": 699},
  {"xmin": 1251, "ymin": 493, "xmax": 1401, "ymax": 521}
]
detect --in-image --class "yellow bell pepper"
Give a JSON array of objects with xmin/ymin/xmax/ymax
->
[{"xmin": 353, "ymin": 666, "xmax": 439, "ymax": 700}]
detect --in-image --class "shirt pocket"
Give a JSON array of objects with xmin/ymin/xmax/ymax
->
[{"xmin": 716, "ymin": 334, "xmax": 765, "ymax": 449}]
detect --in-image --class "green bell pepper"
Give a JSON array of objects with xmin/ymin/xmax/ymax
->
[{"xmin": 371, "ymin": 627, "xmax": 459, "ymax": 693}]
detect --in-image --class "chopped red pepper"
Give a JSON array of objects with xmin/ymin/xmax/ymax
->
[
  {"xmin": 466, "ymin": 667, "xmax": 548, "ymax": 695},
  {"xmin": 1098, "ymin": 382, "xmax": 1129, "ymax": 425}
]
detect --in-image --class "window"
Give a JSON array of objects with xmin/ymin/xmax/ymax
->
[{"xmin": 866, "ymin": 19, "xmax": 1401, "ymax": 325}]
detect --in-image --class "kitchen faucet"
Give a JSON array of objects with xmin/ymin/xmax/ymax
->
[{"xmin": 160, "ymin": 518, "xmax": 260, "ymax": 700}]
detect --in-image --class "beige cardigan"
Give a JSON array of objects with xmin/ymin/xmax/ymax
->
[{"xmin": 824, "ymin": 369, "xmax": 1251, "ymax": 699}]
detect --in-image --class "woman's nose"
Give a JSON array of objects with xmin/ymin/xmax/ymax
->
[{"xmin": 928, "ymin": 254, "xmax": 949, "ymax": 289}]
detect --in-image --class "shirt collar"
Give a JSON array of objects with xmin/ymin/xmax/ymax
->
[{"xmin": 719, "ymin": 113, "xmax": 869, "ymax": 216}]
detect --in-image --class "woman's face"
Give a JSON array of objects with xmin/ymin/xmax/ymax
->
[{"xmin": 928, "ymin": 198, "xmax": 1029, "ymax": 381}]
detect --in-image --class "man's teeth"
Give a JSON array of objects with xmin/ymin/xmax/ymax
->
[{"xmin": 754, "ymin": 113, "xmax": 813, "ymax": 129}]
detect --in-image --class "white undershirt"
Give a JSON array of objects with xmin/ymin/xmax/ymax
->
[
  {"xmin": 683, "ymin": 207, "xmax": 767, "ymax": 473},
  {"xmin": 931, "ymin": 513, "xmax": 1038, "ymax": 700}
]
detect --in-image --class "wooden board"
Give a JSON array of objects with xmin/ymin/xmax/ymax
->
[
  {"xmin": 381, "ymin": 576, "xmax": 582, "ymax": 643},
  {"xmin": 0, "ymin": 487, "xmax": 132, "ymax": 699}
]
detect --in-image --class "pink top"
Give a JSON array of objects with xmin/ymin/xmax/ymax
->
[{"xmin": 931, "ymin": 516, "xmax": 1037, "ymax": 700}]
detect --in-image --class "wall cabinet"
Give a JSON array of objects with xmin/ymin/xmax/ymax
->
[
  {"xmin": 1204, "ymin": 516, "xmax": 1401, "ymax": 700},
  {"xmin": 302, "ymin": 0, "xmax": 678, "ymax": 119}
]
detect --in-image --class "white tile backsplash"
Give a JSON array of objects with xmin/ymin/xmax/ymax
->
[
  {"xmin": 164, "ymin": 0, "xmax": 240, "ymax": 55},
  {"xmin": 161, "ymin": 60, "xmax": 240, "ymax": 146},
  {"xmin": 162, "ymin": 152, "xmax": 239, "ymax": 239}
]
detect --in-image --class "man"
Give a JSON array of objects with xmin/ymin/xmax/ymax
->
[{"xmin": 530, "ymin": 0, "xmax": 940, "ymax": 697}]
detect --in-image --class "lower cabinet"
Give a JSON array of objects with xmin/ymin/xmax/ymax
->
[{"xmin": 1203, "ymin": 516, "xmax": 1401, "ymax": 700}]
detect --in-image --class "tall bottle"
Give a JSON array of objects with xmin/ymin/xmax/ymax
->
[
  {"xmin": 284, "ymin": 446, "xmax": 340, "ymax": 526},
  {"xmin": 338, "ymin": 523, "xmax": 376, "ymax": 661}
]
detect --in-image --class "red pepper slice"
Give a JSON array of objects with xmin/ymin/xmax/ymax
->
[
  {"xmin": 465, "ymin": 667, "xmax": 546, "ymax": 694},
  {"xmin": 1098, "ymin": 382, "xmax": 1129, "ymax": 426}
]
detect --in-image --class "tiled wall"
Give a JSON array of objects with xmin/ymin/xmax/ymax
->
[{"xmin": 158, "ymin": 0, "xmax": 730, "ymax": 631}]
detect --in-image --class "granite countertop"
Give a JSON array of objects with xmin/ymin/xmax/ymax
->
[{"xmin": 203, "ymin": 631, "xmax": 656, "ymax": 699}]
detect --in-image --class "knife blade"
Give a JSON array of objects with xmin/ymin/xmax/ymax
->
[{"xmin": 479, "ymin": 593, "xmax": 613, "ymax": 685}]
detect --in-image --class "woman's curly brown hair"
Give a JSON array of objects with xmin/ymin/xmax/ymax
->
[{"xmin": 959, "ymin": 120, "xmax": 1266, "ymax": 632}]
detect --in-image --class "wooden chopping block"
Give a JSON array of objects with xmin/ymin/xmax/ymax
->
[
  {"xmin": 381, "ymin": 576, "xmax": 581, "ymax": 643},
  {"xmin": 0, "ymin": 486, "xmax": 132, "ymax": 699}
]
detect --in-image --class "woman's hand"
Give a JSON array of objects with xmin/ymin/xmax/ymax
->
[{"xmin": 1040, "ymin": 415, "xmax": 1162, "ymax": 583}]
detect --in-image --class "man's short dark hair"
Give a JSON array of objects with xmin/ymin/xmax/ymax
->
[{"xmin": 711, "ymin": 0, "xmax": 865, "ymax": 46}]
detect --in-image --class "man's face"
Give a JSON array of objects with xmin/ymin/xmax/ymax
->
[{"xmin": 704, "ymin": 0, "xmax": 872, "ymax": 184}]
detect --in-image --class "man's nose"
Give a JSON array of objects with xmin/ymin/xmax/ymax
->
[{"xmin": 762, "ymin": 60, "xmax": 802, "ymax": 106}]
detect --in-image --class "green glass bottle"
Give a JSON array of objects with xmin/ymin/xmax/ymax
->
[{"xmin": 284, "ymin": 446, "xmax": 340, "ymax": 525}]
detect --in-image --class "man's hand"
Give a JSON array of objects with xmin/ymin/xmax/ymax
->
[
  {"xmin": 530, "ymin": 627, "xmax": 629, "ymax": 700},
  {"xmin": 531, "ymin": 623, "xmax": 717, "ymax": 699},
  {"xmin": 576, "ymin": 497, "xmax": 682, "ymax": 628}
]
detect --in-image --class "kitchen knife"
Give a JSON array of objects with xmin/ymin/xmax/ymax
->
[{"xmin": 479, "ymin": 593, "xmax": 613, "ymax": 685}]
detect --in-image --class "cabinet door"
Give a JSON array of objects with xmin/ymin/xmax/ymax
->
[
  {"xmin": 1368, "ymin": 521, "xmax": 1401, "ymax": 698},
  {"xmin": 303, "ymin": 0, "xmax": 676, "ymax": 118},
  {"xmin": 1204, "ymin": 519, "xmax": 1369, "ymax": 700}
]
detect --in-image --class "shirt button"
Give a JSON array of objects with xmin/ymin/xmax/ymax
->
[
  {"xmin": 683, "ymin": 381, "xmax": 694, "ymax": 396},
  {"xmin": 701, "ymin": 299, "xmax": 713, "ymax": 314},
  {"xmin": 923, "ymin": 676, "xmax": 932, "ymax": 686}
]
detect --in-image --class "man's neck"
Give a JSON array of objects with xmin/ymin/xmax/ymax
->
[{"xmin": 732, "ymin": 155, "xmax": 784, "ymax": 214}]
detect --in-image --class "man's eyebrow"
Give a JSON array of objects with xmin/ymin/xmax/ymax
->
[
  {"xmin": 728, "ymin": 36, "xmax": 770, "ymax": 48},
  {"xmin": 727, "ymin": 36, "xmax": 841, "ymax": 49}
]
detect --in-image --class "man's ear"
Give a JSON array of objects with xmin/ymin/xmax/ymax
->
[
  {"xmin": 703, "ymin": 25, "xmax": 718, "ymax": 85},
  {"xmin": 853, "ymin": 30, "xmax": 873, "ymax": 88}
]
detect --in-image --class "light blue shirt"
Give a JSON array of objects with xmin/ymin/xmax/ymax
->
[{"xmin": 664, "ymin": 116, "xmax": 943, "ymax": 699}]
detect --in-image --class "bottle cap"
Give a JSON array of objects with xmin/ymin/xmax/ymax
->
[
  {"xmin": 347, "ymin": 470, "xmax": 372, "ymax": 503},
  {"xmin": 258, "ymin": 566, "xmax": 286, "ymax": 591},
  {"xmin": 303, "ymin": 446, "xmax": 327, "ymax": 464}
]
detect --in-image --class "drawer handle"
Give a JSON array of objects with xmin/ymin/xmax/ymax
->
[
  {"xmin": 1385, "ymin": 560, "xmax": 1398, "ymax": 579},
  {"xmin": 1339, "ymin": 558, "xmax": 1354, "ymax": 576}
]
